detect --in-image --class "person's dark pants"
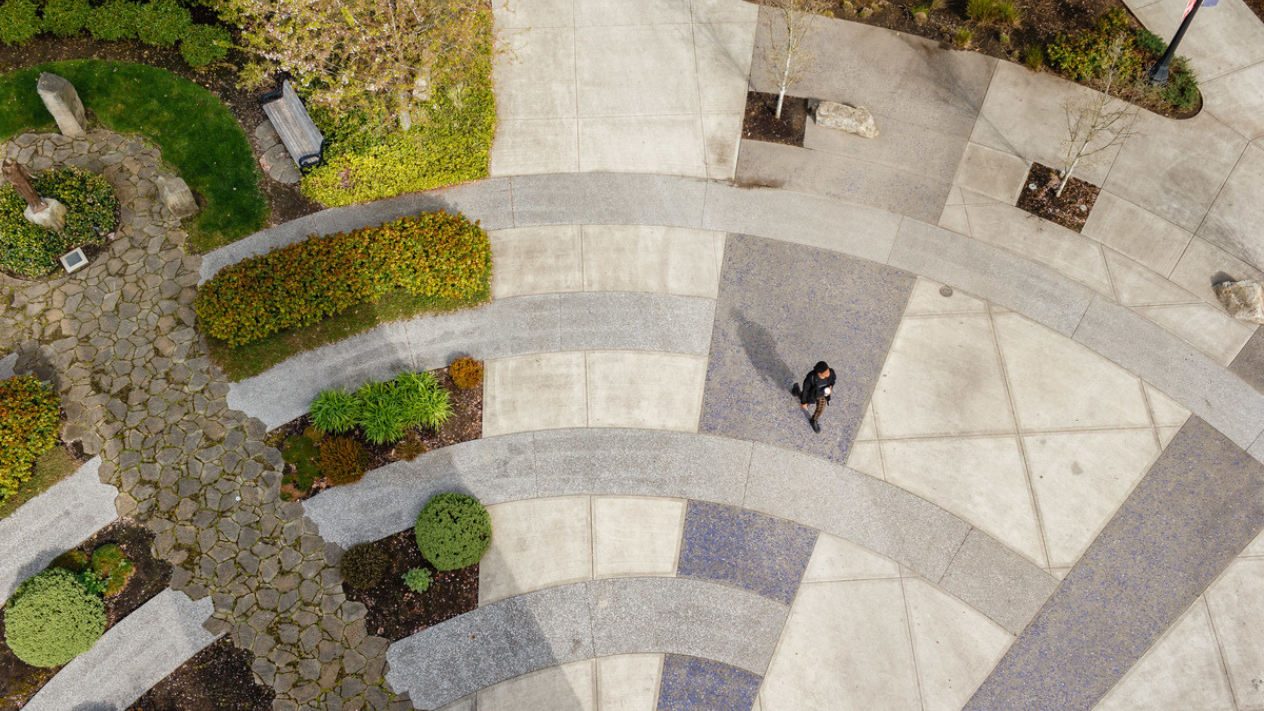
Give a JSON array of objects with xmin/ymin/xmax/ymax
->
[{"xmin": 812, "ymin": 396, "xmax": 827, "ymax": 422}]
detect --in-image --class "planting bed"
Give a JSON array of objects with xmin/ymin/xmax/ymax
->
[
  {"xmin": 1015, "ymin": 162, "xmax": 1100, "ymax": 231},
  {"xmin": 343, "ymin": 530, "xmax": 480, "ymax": 641},
  {"xmin": 0, "ymin": 519, "xmax": 171, "ymax": 710},
  {"xmin": 743, "ymin": 91, "xmax": 809, "ymax": 147},
  {"xmin": 127, "ymin": 637, "xmax": 275, "ymax": 711}
]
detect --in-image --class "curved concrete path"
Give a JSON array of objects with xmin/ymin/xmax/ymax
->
[
  {"xmin": 385, "ymin": 577, "xmax": 788, "ymax": 709},
  {"xmin": 0, "ymin": 456, "xmax": 117, "ymax": 600},
  {"xmin": 304, "ymin": 428, "xmax": 1056, "ymax": 634}
]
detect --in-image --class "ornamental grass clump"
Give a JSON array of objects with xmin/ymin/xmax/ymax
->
[
  {"xmin": 4, "ymin": 568, "xmax": 107, "ymax": 667},
  {"xmin": 318, "ymin": 436, "xmax": 368, "ymax": 486},
  {"xmin": 310, "ymin": 389, "xmax": 360, "ymax": 435},
  {"xmin": 195, "ymin": 212, "xmax": 492, "ymax": 347},
  {"xmin": 309, "ymin": 370, "xmax": 452, "ymax": 445},
  {"xmin": 414, "ymin": 493, "xmax": 491, "ymax": 571},
  {"xmin": 0, "ymin": 375, "xmax": 61, "ymax": 504},
  {"xmin": 449, "ymin": 356, "xmax": 483, "ymax": 390}
]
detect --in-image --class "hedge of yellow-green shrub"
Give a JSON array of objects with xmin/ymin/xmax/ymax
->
[
  {"xmin": 194, "ymin": 212, "xmax": 492, "ymax": 347},
  {"xmin": 0, "ymin": 375, "xmax": 61, "ymax": 503}
]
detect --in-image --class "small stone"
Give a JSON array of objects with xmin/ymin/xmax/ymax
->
[{"xmin": 813, "ymin": 100, "xmax": 881, "ymax": 138}]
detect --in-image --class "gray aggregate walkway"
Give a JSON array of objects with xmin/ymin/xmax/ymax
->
[
  {"xmin": 228, "ymin": 292, "xmax": 715, "ymax": 428},
  {"xmin": 385, "ymin": 577, "xmax": 788, "ymax": 709},
  {"xmin": 966, "ymin": 416, "xmax": 1264, "ymax": 710},
  {"xmin": 202, "ymin": 173, "xmax": 1264, "ymax": 463},
  {"xmin": 0, "ymin": 457, "xmax": 116, "ymax": 600},
  {"xmin": 303, "ymin": 428, "xmax": 1057, "ymax": 634},
  {"xmin": 23, "ymin": 589, "xmax": 218, "ymax": 711}
]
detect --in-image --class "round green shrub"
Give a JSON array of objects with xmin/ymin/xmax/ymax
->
[
  {"xmin": 179, "ymin": 24, "xmax": 230, "ymax": 68},
  {"xmin": 414, "ymin": 493, "xmax": 491, "ymax": 571},
  {"xmin": 339, "ymin": 542, "xmax": 390, "ymax": 589},
  {"xmin": 0, "ymin": 166, "xmax": 118, "ymax": 277},
  {"xmin": 4, "ymin": 568, "xmax": 106, "ymax": 667},
  {"xmin": 0, "ymin": 0, "xmax": 40, "ymax": 46},
  {"xmin": 41, "ymin": 0, "xmax": 90, "ymax": 37},
  {"xmin": 86, "ymin": 0, "xmax": 139, "ymax": 41},
  {"xmin": 135, "ymin": 0, "xmax": 190, "ymax": 46}
]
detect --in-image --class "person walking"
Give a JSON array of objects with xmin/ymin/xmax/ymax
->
[{"xmin": 791, "ymin": 361, "xmax": 836, "ymax": 433}]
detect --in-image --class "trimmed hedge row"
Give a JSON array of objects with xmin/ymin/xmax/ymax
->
[
  {"xmin": 195, "ymin": 213, "xmax": 492, "ymax": 347},
  {"xmin": 0, "ymin": 375, "xmax": 61, "ymax": 503}
]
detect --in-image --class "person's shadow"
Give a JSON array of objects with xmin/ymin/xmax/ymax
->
[{"xmin": 734, "ymin": 308, "xmax": 796, "ymax": 393}]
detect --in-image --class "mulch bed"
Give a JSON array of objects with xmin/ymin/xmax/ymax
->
[
  {"xmin": 268, "ymin": 365, "xmax": 483, "ymax": 501},
  {"xmin": 1015, "ymin": 161, "xmax": 1100, "ymax": 232},
  {"xmin": 0, "ymin": 24, "xmax": 322, "ymax": 230},
  {"xmin": 0, "ymin": 519, "xmax": 171, "ymax": 711},
  {"xmin": 342, "ymin": 530, "xmax": 479, "ymax": 642},
  {"xmin": 742, "ymin": 90, "xmax": 809, "ymax": 147},
  {"xmin": 127, "ymin": 637, "xmax": 275, "ymax": 711}
]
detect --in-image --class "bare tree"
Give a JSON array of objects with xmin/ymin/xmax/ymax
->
[
  {"xmin": 1057, "ymin": 36, "xmax": 1139, "ymax": 197},
  {"xmin": 763, "ymin": 0, "xmax": 829, "ymax": 119}
]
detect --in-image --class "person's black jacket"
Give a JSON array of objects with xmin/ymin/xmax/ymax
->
[{"xmin": 799, "ymin": 370, "xmax": 837, "ymax": 405}]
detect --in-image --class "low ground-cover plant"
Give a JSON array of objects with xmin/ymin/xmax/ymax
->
[
  {"xmin": 4, "ymin": 568, "xmax": 107, "ymax": 667},
  {"xmin": 0, "ymin": 166, "xmax": 117, "ymax": 277},
  {"xmin": 414, "ymin": 493, "xmax": 491, "ymax": 571},
  {"xmin": 195, "ymin": 212, "xmax": 491, "ymax": 347},
  {"xmin": 281, "ymin": 434, "xmax": 320, "ymax": 493},
  {"xmin": 0, "ymin": 61, "xmax": 267, "ymax": 249},
  {"xmin": 0, "ymin": 375, "xmax": 61, "ymax": 505},
  {"xmin": 965, "ymin": 0, "xmax": 1020, "ymax": 27},
  {"xmin": 402, "ymin": 567, "xmax": 432, "ymax": 593}
]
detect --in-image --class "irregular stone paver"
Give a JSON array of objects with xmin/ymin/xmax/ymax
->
[
  {"xmin": 676, "ymin": 501, "xmax": 817, "ymax": 605},
  {"xmin": 0, "ymin": 456, "xmax": 116, "ymax": 600},
  {"xmin": 0, "ymin": 131, "xmax": 407, "ymax": 711},
  {"xmin": 657, "ymin": 654, "xmax": 762, "ymax": 711},
  {"xmin": 966, "ymin": 417, "xmax": 1264, "ymax": 710},
  {"xmin": 699, "ymin": 234, "xmax": 914, "ymax": 464},
  {"xmin": 23, "ymin": 589, "xmax": 217, "ymax": 711}
]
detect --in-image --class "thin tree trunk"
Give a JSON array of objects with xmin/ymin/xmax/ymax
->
[
  {"xmin": 1057, "ymin": 155, "xmax": 1080, "ymax": 198},
  {"xmin": 775, "ymin": 50, "xmax": 793, "ymax": 119}
]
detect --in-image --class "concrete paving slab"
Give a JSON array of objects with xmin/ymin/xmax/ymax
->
[
  {"xmin": 904, "ymin": 277, "xmax": 989, "ymax": 316},
  {"xmin": 23, "ymin": 590, "xmax": 218, "ymax": 711},
  {"xmin": 585, "ymin": 351, "xmax": 707, "ymax": 431},
  {"xmin": 843, "ymin": 439, "xmax": 884, "ymax": 479},
  {"xmin": 480, "ymin": 497, "xmax": 594, "ymax": 605},
  {"xmin": 937, "ymin": 203, "xmax": 971, "ymax": 235},
  {"xmin": 1129, "ymin": 0, "xmax": 1264, "ymax": 81},
  {"xmin": 1071, "ymin": 297, "xmax": 1264, "ymax": 449},
  {"xmin": 886, "ymin": 219, "xmax": 1097, "ymax": 338},
  {"xmin": 575, "ymin": 0, "xmax": 690, "ymax": 25},
  {"xmin": 490, "ymin": 225, "xmax": 585, "ymax": 298},
  {"xmin": 937, "ymin": 528, "xmax": 1059, "ymax": 635},
  {"xmin": 954, "ymin": 142, "xmax": 1029, "ymax": 205},
  {"xmin": 1094, "ymin": 598, "xmax": 1235, "ymax": 711},
  {"xmin": 801, "ymin": 532, "xmax": 901, "ymax": 582},
  {"xmin": 701, "ymin": 183, "xmax": 904, "ymax": 266},
  {"xmin": 559, "ymin": 293, "xmax": 716, "ymax": 354},
  {"xmin": 803, "ymin": 112, "xmax": 968, "ymax": 187},
  {"xmin": 657, "ymin": 654, "xmax": 761, "ymax": 711},
  {"xmin": 497, "ymin": 0, "xmax": 572, "ymax": 29},
  {"xmin": 677, "ymin": 501, "xmax": 817, "ymax": 604},
  {"xmin": 702, "ymin": 112, "xmax": 745, "ymax": 179},
  {"xmin": 965, "ymin": 417, "xmax": 1264, "ymax": 710},
  {"xmin": 1230, "ymin": 328, "xmax": 1264, "ymax": 396},
  {"xmin": 510, "ymin": 173, "xmax": 709, "ymax": 228},
  {"xmin": 1134, "ymin": 302, "xmax": 1255, "ymax": 366},
  {"xmin": 904, "ymin": 577, "xmax": 1015, "ymax": 711},
  {"xmin": 760, "ymin": 579, "xmax": 921, "ymax": 711},
  {"xmin": 485, "ymin": 352, "xmax": 589, "ymax": 436},
  {"xmin": 597, "ymin": 654, "xmax": 662, "ymax": 711},
  {"xmin": 587, "ymin": 577, "xmax": 788, "ymax": 673},
  {"xmin": 0, "ymin": 457, "xmax": 117, "ymax": 601},
  {"xmin": 1202, "ymin": 62, "xmax": 1264, "ymax": 141},
  {"xmin": 576, "ymin": 25, "xmax": 699, "ymax": 117},
  {"xmin": 1168, "ymin": 234, "xmax": 1264, "ymax": 309},
  {"xmin": 593, "ymin": 497, "xmax": 685, "ymax": 578},
  {"xmin": 1081, "ymin": 191, "xmax": 1194, "ymax": 278},
  {"xmin": 1103, "ymin": 110, "xmax": 1248, "ymax": 233},
  {"xmin": 493, "ymin": 27, "xmax": 577, "ymax": 121},
  {"xmin": 1204, "ymin": 557, "xmax": 1264, "ymax": 708},
  {"xmin": 578, "ymin": 115, "xmax": 707, "ymax": 177},
  {"xmin": 1102, "ymin": 247, "xmax": 1201, "ymax": 307},
  {"xmin": 490, "ymin": 118, "xmax": 581, "ymax": 176},
  {"xmin": 1200, "ymin": 143, "xmax": 1264, "ymax": 269},
  {"xmin": 477, "ymin": 659, "xmax": 595, "ymax": 711},
  {"xmin": 699, "ymin": 235, "xmax": 914, "ymax": 464},
  {"xmin": 581, "ymin": 225, "xmax": 723, "ymax": 299},
  {"xmin": 695, "ymin": 22, "xmax": 757, "ymax": 114},
  {"xmin": 1143, "ymin": 381, "xmax": 1191, "ymax": 427},
  {"xmin": 963, "ymin": 202, "xmax": 1113, "ymax": 295}
]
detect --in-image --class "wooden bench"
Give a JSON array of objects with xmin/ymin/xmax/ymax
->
[{"xmin": 261, "ymin": 80, "xmax": 324, "ymax": 169}]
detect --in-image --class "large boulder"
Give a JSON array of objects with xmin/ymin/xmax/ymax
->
[
  {"xmin": 814, "ymin": 101, "xmax": 880, "ymax": 138},
  {"xmin": 1214, "ymin": 280, "xmax": 1264, "ymax": 325}
]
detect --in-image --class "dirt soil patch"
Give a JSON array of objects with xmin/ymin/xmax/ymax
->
[
  {"xmin": 0, "ymin": 29, "xmax": 321, "ymax": 230},
  {"xmin": 127, "ymin": 637, "xmax": 275, "ymax": 711},
  {"xmin": 0, "ymin": 519, "xmax": 172, "ymax": 710},
  {"xmin": 743, "ymin": 90, "xmax": 809, "ymax": 147},
  {"xmin": 1015, "ymin": 161, "xmax": 1100, "ymax": 231},
  {"xmin": 343, "ymin": 529, "xmax": 480, "ymax": 642},
  {"xmin": 267, "ymin": 365, "xmax": 483, "ymax": 501},
  {"xmin": 1246, "ymin": 0, "xmax": 1264, "ymax": 25}
]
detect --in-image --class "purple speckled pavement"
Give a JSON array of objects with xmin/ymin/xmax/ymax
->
[
  {"xmin": 657, "ymin": 654, "xmax": 762, "ymax": 711},
  {"xmin": 699, "ymin": 235, "xmax": 913, "ymax": 464},
  {"xmin": 677, "ymin": 501, "xmax": 818, "ymax": 605},
  {"xmin": 965, "ymin": 416, "xmax": 1264, "ymax": 710}
]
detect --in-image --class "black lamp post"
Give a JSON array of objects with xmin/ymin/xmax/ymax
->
[{"xmin": 1149, "ymin": 0, "xmax": 1203, "ymax": 85}]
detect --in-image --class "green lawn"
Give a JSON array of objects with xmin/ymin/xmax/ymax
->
[{"xmin": 0, "ymin": 60, "xmax": 267, "ymax": 251}]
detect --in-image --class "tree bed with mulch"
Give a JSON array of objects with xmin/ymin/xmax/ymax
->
[
  {"xmin": 742, "ymin": 90, "xmax": 809, "ymax": 146},
  {"xmin": 127, "ymin": 637, "xmax": 275, "ymax": 711},
  {"xmin": 1016, "ymin": 162, "xmax": 1100, "ymax": 231}
]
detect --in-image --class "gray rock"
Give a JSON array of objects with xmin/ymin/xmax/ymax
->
[
  {"xmin": 1214, "ymin": 280, "xmax": 1264, "ymax": 325},
  {"xmin": 814, "ymin": 100, "xmax": 880, "ymax": 138},
  {"xmin": 37, "ymin": 73, "xmax": 87, "ymax": 137},
  {"xmin": 156, "ymin": 176, "xmax": 200, "ymax": 219}
]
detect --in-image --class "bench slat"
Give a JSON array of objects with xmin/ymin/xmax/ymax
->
[{"xmin": 262, "ymin": 80, "xmax": 324, "ymax": 169}]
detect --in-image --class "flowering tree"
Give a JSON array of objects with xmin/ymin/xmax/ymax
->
[{"xmin": 221, "ymin": 0, "xmax": 492, "ymax": 130}]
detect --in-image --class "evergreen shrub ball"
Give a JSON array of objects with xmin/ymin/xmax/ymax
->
[
  {"xmin": 4, "ymin": 568, "xmax": 106, "ymax": 667},
  {"xmin": 414, "ymin": 493, "xmax": 491, "ymax": 571}
]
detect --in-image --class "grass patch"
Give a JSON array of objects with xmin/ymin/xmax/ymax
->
[
  {"xmin": 0, "ymin": 447, "xmax": 78, "ymax": 521},
  {"xmin": 208, "ymin": 289, "xmax": 489, "ymax": 381},
  {"xmin": 0, "ymin": 60, "xmax": 267, "ymax": 251}
]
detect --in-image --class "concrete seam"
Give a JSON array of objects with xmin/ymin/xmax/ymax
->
[
  {"xmin": 1137, "ymin": 376, "xmax": 1167, "ymax": 455},
  {"xmin": 936, "ymin": 526, "xmax": 972, "ymax": 586},
  {"xmin": 1202, "ymin": 593, "xmax": 1245, "ymax": 711},
  {"xmin": 898, "ymin": 575, "xmax": 931, "ymax": 711},
  {"xmin": 1192, "ymin": 128, "xmax": 1251, "ymax": 238},
  {"xmin": 738, "ymin": 441, "xmax": 755, "ymax": 510},
  {"xmin": 589, "ymin": 494, "xmax": 597, "ymax": 580},
  {"xmin": 1069, "ymin": 293, "xmax": 1099, "ymax": 342}
]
